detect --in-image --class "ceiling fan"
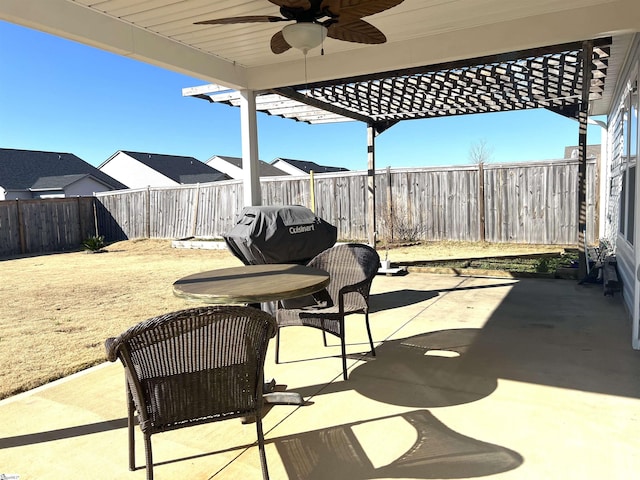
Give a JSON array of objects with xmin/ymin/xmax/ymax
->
[{"xmin": 195, "ymin": 0, "xmax": 405, "ymax": 54}]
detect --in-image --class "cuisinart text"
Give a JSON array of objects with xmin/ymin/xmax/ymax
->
[{"xmin": 289, "ymin": 225, "xmax": 315, "ymax": 234}]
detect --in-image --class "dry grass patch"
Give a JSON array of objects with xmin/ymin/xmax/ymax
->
[
  {"xmin": 0, "ymin": 238, "xmax": 568, "ymax": 400},
  {"xmin": 0, "ymin": 239, "xmax": 243, "ymax": 399}
]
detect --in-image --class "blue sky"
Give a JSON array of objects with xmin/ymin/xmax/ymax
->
[{"xmin": 0, "ymin": 20, "xmax": 604, "ymax": 171}]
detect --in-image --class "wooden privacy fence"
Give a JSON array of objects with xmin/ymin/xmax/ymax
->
[
  {"xmin": 95, "ymin": 181, "xmax": 244, "ymax": 241},
  {"xmin": 0, "ymin": 197, "xmax": 97, "ymax": 256},
  {"xmin": 94, "ymin": 158, "xmax": 598, "ymax": 246},
  {"xmin": 376, "ymin": 159, "xmax": 597, "ymax": 244}
]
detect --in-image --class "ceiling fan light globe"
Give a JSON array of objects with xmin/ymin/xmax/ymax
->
[{"xmin": 282, "ymin": 23, "xmax": 327, "ymax": 54}]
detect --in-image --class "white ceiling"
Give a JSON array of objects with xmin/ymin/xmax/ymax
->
[{"xmin": 1, "ymin": 0, "xmax": 638, "ymax": 97}]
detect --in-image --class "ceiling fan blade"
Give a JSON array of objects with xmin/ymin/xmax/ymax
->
[
  {"xmin": 271, "ymin": 30, "xmax": 292, "ymax": 54},
  {"xmin": 328, "ymin": 18, "xmax": 386, "ymax": 44},
  {"xmin": 269, "ymin": 0, "xmax": 312, "ymax": 9},
  {"xmin": 320, "ymin": 0, "xmax": 341, "ymax": 16},
  {"xmin": 339, "ymin": 0, "xmax": 404, "ymax": 18},
  {"xmin": 195, "ymin": 16, "xmax": 285, "ymax": 25}
]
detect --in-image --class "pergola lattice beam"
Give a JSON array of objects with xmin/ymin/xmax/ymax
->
[
  {"xmin": 185, "ymin": 38, "xmax": 611, "ymax": 130},
  {"xmin": 301, "ymin": 41, "xmax": 610, "ymax": 123}
]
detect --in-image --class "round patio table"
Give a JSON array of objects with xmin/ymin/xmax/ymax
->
[{"xmin": 172, "ymin": 263, "xmax": 330, "ymax": 304}]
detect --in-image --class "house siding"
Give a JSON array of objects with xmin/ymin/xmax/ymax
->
[
  {"xmin": 206, "ymin": 156, "xmax": 243, "ymax": 178},
  {"xmin": 606, "ymin": 34, "xmax": 640, "ymax": 348},
  {"xmin": 0, "ymin": 190, "xmax": 31, "ymax": 201},
  {"xmin": 271, "ymin": 160, "xmax": 306, "ymax": 176},
  {"xmin": 207, "ymin": 156, "xmax": 288, "ymax": 178},
  {"xmin": 100, "ymin": 152, "xmax": 176, "ymax": 188},
  {"xmin": 65, "ymin": 177, "xmax": 114, "ymax": 196}
]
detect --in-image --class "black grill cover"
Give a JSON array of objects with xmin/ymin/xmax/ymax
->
[{"xmin": 223, "ymin": 205, "xmax": 337, "ymax": 265}]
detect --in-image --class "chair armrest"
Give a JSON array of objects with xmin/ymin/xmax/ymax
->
[
  {"xmin": 105, "ymin": 337, "xmax": 119, "ymax": 362},
  {"xmin": 337, "ymin": 278, "xmax": 373, "ymax": 314},
  {"xmin": 339, "ymin": 277, "xmax": 373, "ymax": 297}
]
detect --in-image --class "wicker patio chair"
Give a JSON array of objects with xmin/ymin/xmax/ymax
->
[
  {"xmin": 105, "ymin": 305, "xmax": 277, "ymax": 480},
  {"xmin": 275, "ymin": 243, "xmax": 380, "ymax": 380}
]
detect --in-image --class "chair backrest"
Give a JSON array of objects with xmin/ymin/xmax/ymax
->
[
  {"xmin": 308, "ymin": 243, "xmax": 380, "ymax": 310},
  {"xmin": 105, "ymin": 306, "xmax": 276, "ymax": 434}
]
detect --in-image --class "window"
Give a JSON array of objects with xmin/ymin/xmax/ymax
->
[
  {"xmin": 629, "ymin": 166, "xmax": 636, "ymax": 244},
  {"xmin": 632, "ymin": 84, "xmax": 638, "ymax": 165},
  {"xmin": 621, "ymin": 172, "xmax": 627, "ymax": 234},
  {"xmin": 619, "ymin": 77, "xmax": 638, "ymax": 246}
]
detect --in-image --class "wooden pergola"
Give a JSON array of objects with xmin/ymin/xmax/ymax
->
[{"xmin": 186, "ymin": 38, "xmax": 611, "ymax": 277}]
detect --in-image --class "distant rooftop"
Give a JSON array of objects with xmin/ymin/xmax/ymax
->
[
  {"xmin": 0, "ymin": 148, "xmax": 126, "ymax": 190},
  {"xmin": 212, "ymin": 155, "xmax": 288, "ymax": 177},
  {"xmin": 121, "ymin": 151, "xmax": 228, "ymax": 183},
  {"xmin": 272, "ymin": 158, "xmax": 349, "ymax": 174}
]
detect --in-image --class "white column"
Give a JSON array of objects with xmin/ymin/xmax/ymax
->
[{"xmin": 239, "ymin": 89, "xmax": 261, "ymax": 206}]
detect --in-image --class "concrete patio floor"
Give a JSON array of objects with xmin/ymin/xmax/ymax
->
[{"xmin": 1, "ymin": 272, "xmax": 639, "ymax": 479}]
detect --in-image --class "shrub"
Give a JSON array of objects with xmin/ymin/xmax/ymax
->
[
  {"xmin": 380, "ymin": 204, "xmax": 426, "ymax": 244},
  {"xmin": 82, "ymin": 235, "xmax": 105, "ymax": 253},
  {"xmin": 535, "ymin": 257, "xmax": 550, "ymax": 273}
]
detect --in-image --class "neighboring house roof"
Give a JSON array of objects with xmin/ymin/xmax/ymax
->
[
  {"xmin": 209, "ymin": 155, "xmax": 288, "ymax": 178},
  {"xmin": 0, "ymin": 148, "xmax": 127, "ymax": 190},
  {"xmin": 30, "ymin": 174, "xmax": 107, "ymax": 191},
  {"xmin": 118, "ymin": 151, "xmax": 229, "ymax": 184},
  {"xmin": 272, "ymin": 158, "xmax": 349, "ymax": 174}
]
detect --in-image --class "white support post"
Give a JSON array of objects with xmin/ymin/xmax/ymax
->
[{"xmin": 239, "ymin": 89, "xmax": 261, "ymax": 206}]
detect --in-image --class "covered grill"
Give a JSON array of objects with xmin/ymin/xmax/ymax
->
[{"xmin": 223, "ymin": 205, "xmax": 337, "ymax": 266}]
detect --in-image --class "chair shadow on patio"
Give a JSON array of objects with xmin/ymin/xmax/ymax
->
[
  {"xmin": 294, "ymin": 328, "xmax": 495, "ymax": 408},
  {"xmin": 275, "ymin": 409, "xmax": 523, "ymax": 479},
  {"xmin": 272, "ymin": 329, "xmax": 521, "ymax": 478},
  {"xmin": 368, "ymin": 282, "xmax": 517, "ymax": 313},
  {"xmin": 368, "ymin": 289, "xmax": 439, "ymax": 312}
]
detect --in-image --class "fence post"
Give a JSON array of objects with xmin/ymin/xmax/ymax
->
[
  {"xmin": 92, "ymin": 197, "xmax": 99, "ymax": 237},
  {"xmin": 478, "ymin": 163, "xmax": 486, "ymax": 242},
  {"xmin": 386, "ymin": 166, "xmax": 394, "ymax": 242},
  {"xmin": 309, "ymin": 170, "xmax": 316, "ymax": 213},
  {"xmin": 16, "ymin": 199, "xmax": 26, "ymax": 254},
  {"xmin": 145, "ymin": 186, "xmax": 151, "ymax": 239},
  {"xmin": 77, "ymin": 196, "xmax": 85, "ymax": 241},
  {"xmin": 191, "ymin": 183, "xmax": 201, "ymax": 237}
]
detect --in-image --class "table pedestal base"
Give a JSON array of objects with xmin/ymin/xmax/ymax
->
[{"xmin": 262, "ymin": 378, "xmax": 305, "ymax": 405}]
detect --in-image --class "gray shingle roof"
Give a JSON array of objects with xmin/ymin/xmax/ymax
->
[
  {"xmin": 272, "ymin": 158, "xmax": 349, "ymax": 174},
  {"xmin": 30, "ymin": 174, "xmax": 90, "ymax": 190},
  {"xmin": 123, "ymin": 151, "xmax": 229, "ymax": 183},
  {"xmin": 0, "ymin": 148, "xmax": 127, "ymax": 190},
  {"xmin": 214, "ymin": 155, "xmax": 288, "ymax": 177}
]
